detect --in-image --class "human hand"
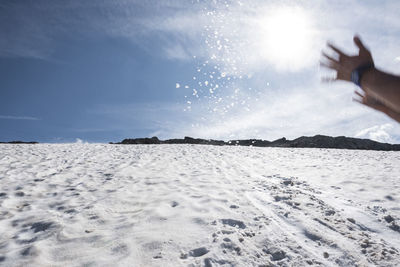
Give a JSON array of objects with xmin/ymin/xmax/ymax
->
[
  {"xmin": 321, "ymin": 36, "xmax": 374, "ymax": 82},
  {"xmin": 353, "ymin": 91, "xmax": 387, "ymax": 113}
]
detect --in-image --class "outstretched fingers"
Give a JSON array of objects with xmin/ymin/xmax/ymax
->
[
  {"xmin": 320, "ymin": 60, "xmax": 340, "ymax": 71},
  {"xmin": 322, "ymin": 52, "xmax": 339, "ymax": 64},
  {"xmin": 352, "ymin": 95, "xmax": 367, "ymax": 106},
  {"xmin": 327, "ymin": 43, "xmax": 348, "ymax": 58},
  {"xmin": 320, "ymin": 52, "xmax": 339, "ymax": 81},
  {"xmin": 352, "ymin": 97, "xmax": 363, "ymax": 104},
  {"xmin": 321, "ymin": 76, "xmax": 337, "ymax": 83},
  {"xmin": 354, "ymin": 90, "xmax": 364, "ymax": 98}
]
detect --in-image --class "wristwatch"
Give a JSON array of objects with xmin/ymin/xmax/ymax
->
[{"xmin": 351, "ymin": 63, "xmax": 374, "ymax": 87}]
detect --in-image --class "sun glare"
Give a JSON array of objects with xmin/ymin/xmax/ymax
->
[{"xmin": 258, "ymin": 7, "xmax": 315, "ymax": 71}]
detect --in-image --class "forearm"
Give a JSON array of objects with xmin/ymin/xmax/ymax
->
[
  {"xmin": 361, "ymin": 68, "xmax": 400, "ymax": 113},
  {"xmin": 379, "ymin": 105, "xmax": 400, "ymax": 123}
]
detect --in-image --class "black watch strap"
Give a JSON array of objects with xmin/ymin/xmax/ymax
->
[{"xmin": 351, "ymin": 63, "xmax": 374, "ymax": 87}]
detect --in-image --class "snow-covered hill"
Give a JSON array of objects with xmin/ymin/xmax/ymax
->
[{"xmin": 0, "ymin": 144, "xmax": 399, "ymax": 266}]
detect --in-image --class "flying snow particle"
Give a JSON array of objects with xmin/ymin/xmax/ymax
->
[{"xmin": 176, "ymin": 83, "xmax": 180, "ymax": 88}]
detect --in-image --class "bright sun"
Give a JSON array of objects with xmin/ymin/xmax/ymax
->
[{"xmin": 258, "ymin": 7, "xmax": 315, "ymax": 71}]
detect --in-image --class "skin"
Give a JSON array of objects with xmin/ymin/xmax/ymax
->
[
  {"xmin": 353, "ymin": 91, "xmax": 400, "ymax": 123},
  {"xmin": 321, "ymin": 35, "xmax": 400, "ymax": 121}
]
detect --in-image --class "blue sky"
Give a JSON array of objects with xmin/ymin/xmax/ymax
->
[{"xmin": 1, "ymin": 0, "xmax": 400, "ymax": 143}]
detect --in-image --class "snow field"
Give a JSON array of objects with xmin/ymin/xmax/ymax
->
[{"xmin": 0, "ymin": 144, "xmax": 399, "ymax": 266}]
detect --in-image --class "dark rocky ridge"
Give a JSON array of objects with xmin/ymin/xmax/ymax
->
[
  {"xmin": 114, "ymin": 135, "xmax": 400, "ymax": 151},
  {"xmin": 0, "ymin": 141, "xmax": 38, "ymax": 144}
]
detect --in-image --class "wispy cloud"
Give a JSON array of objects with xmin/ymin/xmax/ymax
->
[
  {"xmin": 0, "ymin": 115, "xmax": 40, "ymax": 120},
  {"xmin": 170, "ymin": 82, "xmax": 386, "ymax": 140},
  {"xmin": 355, "ymin": 123, "xmax": 400, "ymax": 143},
  {"xmin": 0, "ymin": 0, "xmax": 204, "ymax": 60},
  {"xmin": 2, "ymin": 0, "xmax": 399, "ymax": 67}
]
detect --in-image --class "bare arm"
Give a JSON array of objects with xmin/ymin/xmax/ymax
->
[
  {"xmin": 354, "ymin": 91, "xmax": 400, "ymax": 123},
  {"xmin": 361, "ymin": 68, "xmax": 400, "ymax": 113},
  {"xmin": 382, "ymin": 106, "xmax": 400, "ymax": 123}
]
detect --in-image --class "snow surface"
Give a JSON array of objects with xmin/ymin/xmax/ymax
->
[{"xmin": 0, "ymin": 144, "xmax": 399, "ymax": 266}]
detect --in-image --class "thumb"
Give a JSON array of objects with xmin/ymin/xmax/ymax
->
[{"xmin": 353, "ymin": 35, "xmax": 368, "ymax": 53}]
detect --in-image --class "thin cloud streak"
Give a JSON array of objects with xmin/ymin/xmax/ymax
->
[{"xmin": 0, "ymin": 115, "xmax": 40, "ymax": 120}]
